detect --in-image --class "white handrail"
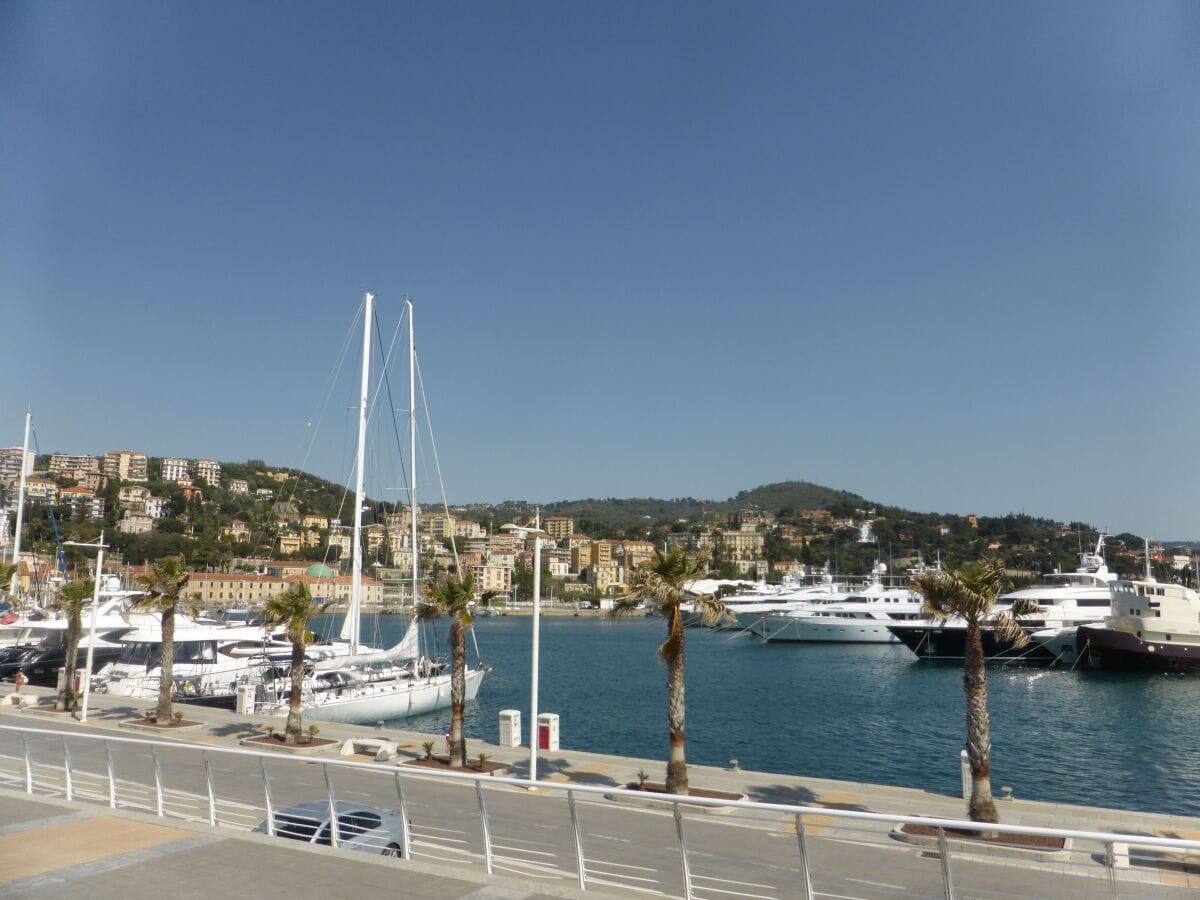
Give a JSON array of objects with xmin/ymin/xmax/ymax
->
[{"xmin": 2, "ymin": 723, "xmax": 1198, "ymax": 853}]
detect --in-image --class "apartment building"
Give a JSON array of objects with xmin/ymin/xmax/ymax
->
[
  {"xmin": 470, "ymin": 564, "xmax": 512, "ymax": 600},
  {"xmin": 715, "ymin": 529, "xmax": 765, "ymax": 561},
  {"xmin": 0, "ymin": 447, "xmax": 34, "ymax": 483},
  {"xmin": 544, "ymin": 516, "xmax": 574, "ymax": 542},
  {"xmin": 104, "ymin": 450, "xmax": 148, "ymax": 482},
  {"xmin": 221, "ymin": 520, "xmax": 251, "ymax": 542},
  {"xmin": 454, "ymin": 518, "xmax": 485, "ymax": 539},
  {"xmin": 188, "ymin": 572, "xmax": 289, "ymax": 607},
  {"xmin": 144, "ymin": 497, "xmax": 171, "ymax": 519},
  {"xmin": 590, "ymin": 540, "xmax": 616, "ymax": 567},
  {"xmin": 22, "ymin": 478, "xmax": 60, "ymax": 505},
  {"xmin": 69, "ymin": 470, "xmax": 106, "ymax": 492},
  {"xmin": 228, "ymin": 479, "xmax": 250, "ymax": 494},
  {"xmin": 194, "ymin": 459, "xmax": 221, "ymax": 486},
  {"xmin": 327, "ymin": 530, "xmax": 353, "ymax": 558},
  {"xmin": 278, "ymin": 533, "xmax": 302, "ymax": 555},
  {"xmin": 302, "ymin": 514, "xmax": 329, "ymax": 530},
  {"xmin": 618, "ymin": 540, "xmax": 657, "ymax": 571},
  {"xmin": 119, "ymin": 485, "xmax": 150, "ymax": 508},
  {"xmin": 118, "ymin": 513, "xmax": 155, "ymax": 534},
  {"xmin": 161, "ymin": 458, "xmax": 191, "ymax": 483},
  {"xmin": 420, "ymin": 513, "xmax": 455, "ymax": 539},
  {"xmin": 60, "ymin": 486, "xmax": 104, "ymax": 520},
  {"xmin": 49, "ymin": 454, "xmax": 99, "ymax": 476},
  {"xmin": 586, "ymin": 561, "xmax": 622, "ymax": 594}
]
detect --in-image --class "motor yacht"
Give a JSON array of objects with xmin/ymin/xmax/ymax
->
[{"xmin": 1077, "ymin": 578, "xmax": 1200, "ymax": 672}]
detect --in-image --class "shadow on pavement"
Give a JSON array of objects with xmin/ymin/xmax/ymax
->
[
  {"xmin": 507, "ymin": 756, "xmax": 621, "ymax": 787},
  {"xmin": 746, "ymin": 783, "xmax": 869, "ymax": 813}
]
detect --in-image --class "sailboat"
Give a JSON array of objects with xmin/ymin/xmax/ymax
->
[{"xmin": 259, "ymin": 293, "xmax": 486, "ymax": 724}]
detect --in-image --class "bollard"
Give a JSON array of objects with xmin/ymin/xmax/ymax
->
[{"xmin": 960, "ymin": 749, "xmax": 970, "ymax": 800}]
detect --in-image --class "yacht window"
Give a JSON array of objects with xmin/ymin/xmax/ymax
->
[{"xmin": 1077, "ymin": 599, "xmax": 1109, "ymax": 607}]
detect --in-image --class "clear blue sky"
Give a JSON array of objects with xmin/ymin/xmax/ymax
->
[{"xmin": 3, "ymin": 2, "xmax": 1198, "ymax": 537}]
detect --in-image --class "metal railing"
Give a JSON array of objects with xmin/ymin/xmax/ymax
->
[{"xmin": 1, "ymin": 723, "xmax": 1199, "ymax": 899}]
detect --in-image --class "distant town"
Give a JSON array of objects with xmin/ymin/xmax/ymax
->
[{"xmin": 1, "ymin": 447, "xmax": 1194, "ymax": 607}]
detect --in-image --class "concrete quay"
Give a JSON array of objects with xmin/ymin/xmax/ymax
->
[{"xmin": 2, "ymin": 685, "xmax": 1200, "ymax": 896}]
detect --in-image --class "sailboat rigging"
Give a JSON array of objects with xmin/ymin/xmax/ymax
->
[{"xmin": 260, "ymin": 293, "xmax": 486, "ymax": 724}]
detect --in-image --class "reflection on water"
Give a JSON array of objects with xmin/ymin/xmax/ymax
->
[{"xmin": 314, "ymin": 614, "xmax": 1200, "ymax": 817}]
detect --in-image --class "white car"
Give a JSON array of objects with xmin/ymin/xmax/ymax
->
[{"xmin": 254, "ymin": 801, "xmax": 408, "ymax": 857}]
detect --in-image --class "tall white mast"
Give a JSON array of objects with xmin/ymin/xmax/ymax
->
[
  {"xmin": 350, "ymin": 293, "xmax": 374, "ymax": 654},
  {"xmin": 407, "ymin": 299, "xmax": 419, "ymax": 610},
  {"xmin": 9, "ymin": 410, "xmax": 31, "ymax": 598}
]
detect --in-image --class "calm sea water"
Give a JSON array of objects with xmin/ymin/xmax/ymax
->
[{"xmin": 314, "ymin": 614, "xmax": 1200, "ymax": 818}]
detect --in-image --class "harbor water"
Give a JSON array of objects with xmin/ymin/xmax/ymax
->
[{"xmin": 316, "ymin": 613, "xmax": 1200, "ymax": 818}]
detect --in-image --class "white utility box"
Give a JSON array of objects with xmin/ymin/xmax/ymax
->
[
  {"xmin": 499, "ymin": 709, "xmax": 522, "ymax": 747},
  {"xmin": 236, "ymin": 682, "xmax": 257, "ymax": 715},
  {"xmin": 537, "ymin": 712, "xmax": 560, "ymax": 751}
]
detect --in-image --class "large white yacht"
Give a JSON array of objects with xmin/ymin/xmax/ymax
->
[
  {"xmin": 750, "ymin": 583, "xmax": 925, "ymax": 643},
  {"xmin": 1077, "ymin": 578, "xmax": 1200, "ymax": 672},
  {"xmin": 888, "ymin": 535, "xmax": 1117, "ymax": 663},
  {"xmin": 93, "ymin": 612, "xmax": 293, "ymax": 707},
  {"xmin": 681, "ymin": 564, "xmax": 856, "ymax": 629}
]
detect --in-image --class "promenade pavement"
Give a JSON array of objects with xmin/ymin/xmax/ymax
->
[{"xmin": 2, "ymin": 684, "xmax": 1199, "ymax": 896}]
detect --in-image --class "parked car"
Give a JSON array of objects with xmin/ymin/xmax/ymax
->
[{"xmin": 253, "ymin": 801, "xmax": 407, "ymax": 857}]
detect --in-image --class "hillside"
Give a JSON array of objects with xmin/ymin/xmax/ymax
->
[{"xmin": 481, "ymin": 482, "xmax": 868, "ymax": 531}]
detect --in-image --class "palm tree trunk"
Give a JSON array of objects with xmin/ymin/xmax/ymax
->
[
  {"xmin": 449, "ymin": 620, "xmax": 466, "ymax": 768},
  {"xmin": 285, "ymin": 638, "xmax": 304, "ymax": 744},
  {"xmin": 156, "ymin": 604, "xmax": 175, "ymax": 723},
  {"xmin": 59, "ymin": 614, "xmax": 81, "ymax": 712},
  {"xmin": 963, "ymin": 620, "xmax": 999, "ymax": 824},
  {"xmin": 664, "ymin": 606, "xmax": 688, "ymax": 796}
]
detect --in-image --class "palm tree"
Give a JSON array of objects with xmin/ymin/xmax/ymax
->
[
  {"xmin": 417, "ymin": 573, "xmax": 475, "ymax": 767},
  {"xmin": 612, "ymin": 546, "xmax": 726, "ymax": 796},
  {"xmin": 131, "ymin": 556, "xmax": 190, "ymax": 724},
  {"xmin": 262, "ymin": 582, "xmax": 324, "ymax": 744},
  {"xmin": 909, "ymin": 558, "xmax": 1039, "ymax": 825},
  {"xmin": 50, "ymin": 579, "xmax": 94, "ymax": 712}
]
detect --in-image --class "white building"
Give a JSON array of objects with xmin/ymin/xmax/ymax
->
[
  {"xmin": 161, "ymin": 458, "xmax": 191, "ymax": 483},
  {"xmin": 194, "ymin": 459, "xmax": 221, "ymax": 487}
]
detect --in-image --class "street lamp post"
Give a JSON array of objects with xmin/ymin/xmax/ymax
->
[
  {"xmin": 63, "ymin": 533, "xmax": 108, "ymax": 723},
  {"xmin": 530, "ymin": 514, "xmax": 543, "ymax": 784}
]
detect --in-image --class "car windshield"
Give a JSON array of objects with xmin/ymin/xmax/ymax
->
[{"xmin": 273, "ymin": 812, "xmax": 323, "ymax": 842}]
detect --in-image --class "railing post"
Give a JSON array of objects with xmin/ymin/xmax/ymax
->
[
  {"xmin": 261, "ymin": 757, "xmax": 275, "ymax": 837},
  {"xmin": 323, "ymin": 763, "xmax": 338, "ymax": 849},
  {"xmin": 567, "ymin": 790, "xmax": 588, "ymax": 891},
  {"xmin": 20, "ymin": 733, "xmax": 32, "ymax": 793},
  {"xmin": 152, "ymin": 746, "xmax": 164, "ymax": 817},
  {"xmin": 61, "ymin": 736, "xmax": 73, "ymax": 801},
  {"xmin": 794, "ymin": 813, "xmax": 815, "ymax": 900},
  {"xmin": 202, "ymin": 750, "xmax": 217, "ymax": 826},
  {"xmin": 1104, "ymin": 841, "xmax": 1119, "ymax": 897},
  {"xmin": 104, "ymin": 740, "xmax": 116, "ymax": 808},
  {"xmin": 476, "ymin": 779, "xmax": 495, "ymax": 874},
  {"xmin": 393, "ymin": 772, "xmax": 411, "ymax": 859},
  {"xmin": 936, "ymin": 826, "xmax": 955, "ymax": 900},
  {"xmin": 673, "ymin": 802, "xmax": 694, "ymax": 900}
]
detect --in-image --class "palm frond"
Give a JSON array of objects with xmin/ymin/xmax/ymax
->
[
  {"xmin": 910, "ymin": 557, "xmax": 1005, "ymax": 625},
  {"xmin": 607, "ymin": 596, "xmax": 645, "ymax": 619},
  {"xmin": 989, "ymin": 612, "xmax": 1031, "ymax": 648},
  {"xmin": 52, "ymin": 580, "xmax": 94, "ymax": 613},
  {"xmin": 692, "ymin": 592, "xmax": 732, "ymax": 627}
]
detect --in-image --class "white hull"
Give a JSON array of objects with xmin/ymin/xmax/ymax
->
[
  {"xmin": 753, "ymin": 617, "xmax": 901, "ymax": 643},
  {"xmin": 266, "ymin": 667, "xmax": 486, "ymax": 724}
]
